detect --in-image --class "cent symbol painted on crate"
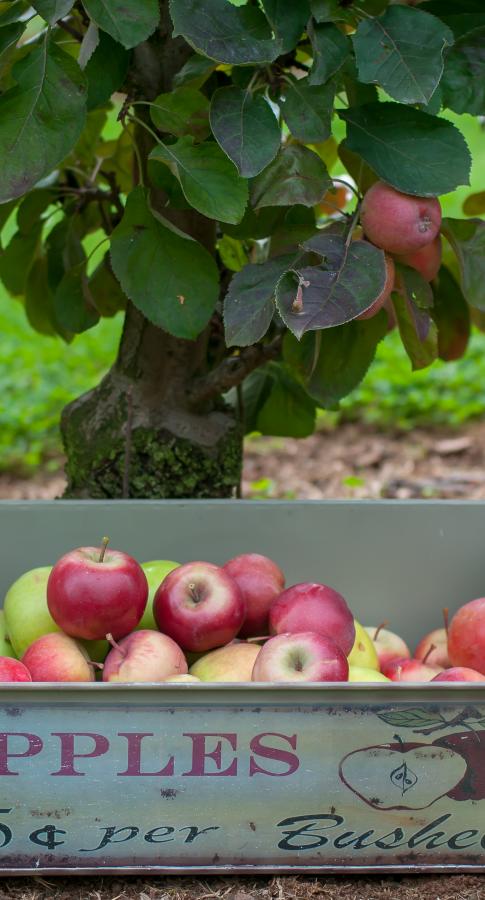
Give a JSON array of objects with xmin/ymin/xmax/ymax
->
[{"xmin": 339, "ymin": 707, "xmax": 485, "ymax": 810}]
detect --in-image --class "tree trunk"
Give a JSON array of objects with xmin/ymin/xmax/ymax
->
[{"xmin": 60, "ymin": 2, "xmax": 243, "ymax": 499}]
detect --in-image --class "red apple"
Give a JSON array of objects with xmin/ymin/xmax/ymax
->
[
  {"xmin": 395, "ymin": 236, "xmax": 442, "ymax": 282},
  {"xmin": 383, "ymin": 657, "xmax": 443, "ymax": 682},
  {"xmin": 252, "ymin": 632, "xmax": 349, "ymax": 683},
  {"xmin": 0, "ymin": 657, "xmax": 32, "ymax": 682},
  {"xmin": 414, "ymin": 627, "xmax": 450, "ymax": 668},
  {"xmin": 432, "ymin": 667, "xmax": 485, "ymax": 683},
  {"xmin": 22, "ymin": 633, "xmax": 95, "ymax": 682},
  {"xmin": 223, "ymin": 553, "xmax": 285, "ymax": 638},
  {"xmin": 269, "ymin": 583, "xmax": 355, "ymax": 655},
  {"xmin": 47, "ymin": 539, "xmax": 148, "ymax": 641},
  {"xmin": 357, "ymin": 253, "xmax": 395, "ymax": 320},
  {"xmin": 448, "ymin": 598, "xmax": 485, "ymax": 675},
  {"xmin": 365, "ymin": 624, "xmax": 411, "ymax": 670},
  {"xmin": 360, "ymin": 181, "xmax": 441, "ymax": 254},
  {"xmin": 153, "ymin": 562, "xmax": 245, "ymax": 653},
  {"xmin": 103, "ymin": 630, "xmax": 187, "ymax": 683}
]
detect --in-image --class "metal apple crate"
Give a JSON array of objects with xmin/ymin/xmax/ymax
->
[{"xmin": 0, "ymin": 499, "xmax": 485, "ymax": 876}]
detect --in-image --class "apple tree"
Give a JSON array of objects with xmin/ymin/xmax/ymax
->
[{"xmin": 0, "ymin": 0, "xmax": 484, "ymax": 497}]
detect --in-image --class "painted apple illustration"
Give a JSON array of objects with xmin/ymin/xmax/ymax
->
[
  {"xmin": 339, "ymin": 734, "xmax": 467, "ymax": 810},
  {"xmin": 433, "ymin": 730, "xmax": 485, "ymax": 802}
]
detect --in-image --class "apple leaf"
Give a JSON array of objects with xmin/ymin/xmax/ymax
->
[
  {"xmin": 83, "ymin": 0, "xmax": 160, "ymax": 49},
  {"xmin": 224, "ymin": 252, "xmax": 302, "ymax": 347},
  {"xmin": 24, "ymin": 257, "xmax": 58, "ymax": 336},
  {"xmin": 0, "ymin": 224, "xmax": 42, "ymax": 295},
  {"xmin": 53, "ymin": 262, "xmax": 100, "ymax": 334},
  {"xmin": 151, "ymin": 87, "xmax": 210, "ymax": 141},
  {"xmin": 377, "ymin": 709, "xmax": 446, "ymax": 729},
  {"xmin": 150, "ymin": 137, "xmax": 248, "ymax": 225},
  {"xmin": 84, "ymin": 30, "xmax": 130, "ymax": 110},
  {"xmin": 463, "ymin": 191, "xmax": 485, "ymax": 216},
  {"xmin": 392, "ymin": 266, "xmax": 438, "ymax": 370},
  {"xmin": 338, "ymin": 144, "xmax": 378, "ymax": 194},
  {"xmin": 0, "ymin": 22, "xmax": 23, "ymax": 65},
  {"xmin": 441, "ymin": 27, "xmax": 485, "ymax": 115},
  {"xmin": 110, "ymin": 187, "xmax": 220, "ymax": 340},
  {"xmin": 251, "ymin": 145, "xmax": 331, "ymax": 209},
  {"xmin": 31, "ymin": 0, "xmax": 73, "ymax": 24},
  {"xmin": 0, "ymin": 1, "xmax": 32, "ymax": 25},
  {"xmin": 352, "ymin": 6, "xmax": 454, "ymax": 105},
  {"xmin": 276, "ymin": 236, "xmax": 387, "ymax": 339},
  {"xmin": 308, "ymin": 21, "xmax": 350, "ymax": 86},
  {"xmin": 441, "ymin": 217, "xmax": 485, "ymax": 310},
  {"xmin": 283, "ymin": 312, "xmax": 387, "ymax": 407},
  {"xmin": 255, "ymin": 362, "xmax": 316, "ymax": 438},
  {"xmin": 431, "ymin": 265, "xmax": 470, "ymax": 362},
  {"xmin": 278, "ymin": 75, "xmax": 335, "ymax": 144},
  {"xmin": 169, "ymin": 0, "xmax": 282, "ymax": 65},
  {"xmin": 173, "ymin": 53, "xmax": 216, "ymax": 90},
  {"xmin": 0, "ymin": 36, "xmax": 87, "ymax": 203},
  {"xmin": 260, "ymin": 0, "xmax": 310, "ymax": 53},
  {"xmin": 339, "ymin": 102, "xmax": 471, "ymax": 197},
  {"xmin": 210, "ymin": 86, "xmax": 280, "ymax": 178}
]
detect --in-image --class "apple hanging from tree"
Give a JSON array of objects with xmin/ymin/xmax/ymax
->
[{"xmin": 360, "ymin": 181, "xmax": 441, "ymax": 254}]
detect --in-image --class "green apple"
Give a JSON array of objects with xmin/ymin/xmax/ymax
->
[
  {"xmin": 189, "ymin": 642, "xmax": 261, "ymax": 682},
  {"xmin": 0, "ymin": 611, "xmax": 16, "ymax": 658},
  {"xmin": 348, "ymin": 666, "xmax": 391, "ymax": 683},
  {"xmin": 3, "ymin": 566, "xmax": 108, "ymax": 662},
  {"xmin": 348, "ymin": 620, "xmax": 379, "ymax": 670},
  {"xmin": 139, "ymin": 560, "xmax": 180, "ymax": 630}
]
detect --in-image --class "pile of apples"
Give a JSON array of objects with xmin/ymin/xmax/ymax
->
[{"xmin": 0, "ymin": 539, "xmax": 484, "ymax": 685}]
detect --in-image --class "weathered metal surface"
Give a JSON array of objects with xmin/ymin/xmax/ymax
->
[{"xmin": 0, "ymin": 684, "xmax": 484, "ymax": 874}]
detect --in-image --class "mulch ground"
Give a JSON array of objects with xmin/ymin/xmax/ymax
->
[{"xmin": 1, "ymin": 420, "xmax": 485, "ymax": 897}]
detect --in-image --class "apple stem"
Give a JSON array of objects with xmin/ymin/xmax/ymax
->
[
  {"xmin": 88, "ymin": 660, "xmax": 104, "ymax": 670},
  {"xmin": 246, "ymin": 635, "xmax": 272, "ymax": 643},
  {"xmin": 106, "ymin": 632, "xmax": 125, "ymax": 657},
  {"xmin": 373, "ymin": 621, "xmax": 389, "ymax": 641},
  {"xmin": 422, "ymin": 643, "xmax": 436, "ymax": 665},
  {"xmin": 98, "ymin": 536, "xmax": 109, "ymax": 563},
  {"xmin": 443, "ymin": 607, "xmax": 449, "ymax": 636},
  {"xmin": 393, "ymin": 734, "xmax": 404, "ymax": 749}
]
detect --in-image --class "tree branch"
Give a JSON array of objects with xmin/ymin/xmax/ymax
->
[{"xmin": 187, "ymin": 334, "xmax": 283, "ymax": 406}]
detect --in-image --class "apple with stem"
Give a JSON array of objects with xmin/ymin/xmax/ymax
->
[
  {"xmin": 154, "ymin": 561, "xmax": 245, "ymax": 652},
  {"xmin": 22, "ymin": 633, "xmax": 96, "ymax": 682},
  {"xmin": 270, "ymin": 583, "xmax": 355, "ymax": 655},
  {"xmin": 47, "ymin": 538, "xmax": 148, "ymax": 641},
  {"xmin": 365, "ymin": 623, "xmax": 410, "ymax": 670},
  {"xmin": 383, "ymin": 649, "xmax": 443, "ymax": 682},
  {"xmin": 223, "ymin": 553, "xmax": 285, "ymax": 638},
  {"xmin": 252, "ymin": 632, "xmax": 349, "ymax": 683},
  {"xmin": 360, "ymin": 181, "xmax": 441, "ymax": 254},
  {"xmin": 415, "ymin": 608, "xmax": 450, "ymax": 668},
  {"xmin": 103, "ymin": 630, "xmax": 187, "ymax": 683}
]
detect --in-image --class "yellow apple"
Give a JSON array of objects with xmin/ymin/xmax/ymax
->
[
  {"xmin": 189, "ymin": 642, "xmax": 261, "ymax": 682},
  {"xmin": 348, "ymin": 620, "xmax": 379, "ymax": 670},
  {"xmin": 348, "ymin": 666, "xmax": 391, "ymax": 683}
]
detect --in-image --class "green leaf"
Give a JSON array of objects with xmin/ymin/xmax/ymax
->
[
  {"xmin": 284, "ymin": 314, "xmax": 387, "ymax": 407},
  {"xmin": 0, "ymin": 199, "xmax": 17, "ymax": 248},
  {"xmin": 352, "ymin": 6, "xmax": 453, "ymax": 105},
  {"xmin": 83, "ymin": 0, "xmax": 159, "ymax": 49},
  {"xmin": 441, "ymin": 27, "xmax": 485, "ymax": 115},
  {"xmin": 217, "ymin": 235, "xmax": 249, "ymax": 273},
  {"xmin": 110, "ymin": 187, "xmax": 219, "ymax": 339},
  {"xmin": 151, "ymin": 87, "xmax": 210, "ymax": 141},
  {"xmin": 251, "ymin": 145, "xmax": 331, "ymax": 209},
  {"xmin": 0, "ymin": 224, "xmax": 42, "ymax": 295},
  {"xmin": 173, "ymin": 53, "xmax": 216, "ymax": 89},
  {"xmin": 0, "ymin": 22, "xmax": 23, "ymax": 65},
  {"xmin": 442, "ymin": 217, "xmax": 485, "ymax": 310},
  {"xmin": 148, "ymin": 158, "xmax": 190, "ymax": 208},
  {"xmin": 88, "ymin": 253, "xmax": 127, "ymax": 316},
  {"xmin": 53, "ymin": 262, "xmax": 100, "ymax": 333},
  {"xmin": 0, "ymin": 1, "xmax": 33, "ymax": 25},
  {"xmin": 279, "ymin": 75, "xmax": 335, "ymax": 144},
  {"xmin": 308, "ymin": 21, "xmax": 350, "ymax": 86},
  {"xmin": 260, "ymin": 0, "xmax": 310, "ymax": 54},
  {"xmin": 210, "ymin": 86, "xmax": 281, "ymax": 178},
  {"xmin": 339, "ymin": 101, "xmax": 471, "ymax": 197},
  {"xmin": 32, "ymin": 0, "xmax": 73, "ymax": 24},
  {"xmin": 17, "ymin": 189, "xmax": 54, "ymax": 235},
  {"xmin": 239, "ymin": 368, "xmax": 273, "ymax": 433},
  {"xmin": 377, "ymin": 709, "xmax": 445, "ymax": 729},
  {"xmin": 337, "ymin": 144, "xmax": 378, "ymax": 194},
  {"xmin": 422, "ymin": 2, "xmax": 485, "ymax": 39},
  {"xmin": 169, "ymin": 0, "xmax": 282, "ymax": 65},
  {"xmin": 150, "ymin": 137, "xmax": 248, "ymax": 225},
  {"xmin": 84, "ymin": 29, "xmax": 130, "ymax": 110},
  {"xmin": 24, "ymin": 257, "xmax": 57, "ymax": 336},
  {"xmin": 256, "ymin": 363, "xmax": 316, "ymax": 438},
  {"xmin": 224, "ymin": 253, "xmax": 299, "ymax": 347},
  {"xmin": 78, "ymin": 22, "xmax": 100, "ymax": 69},
  {"xmin": 463, "ymin": 192, "xmax": 485, "ymax": 216},
  {"xmin": 392, "ymin": 266, "xmax": 437, "ymax": 370},
  {"xmin": 221, "ymin": 205, "xmax": 284, "ymax": 240},
  {"xmin": 276, "ymin": 236, "xmax": 387, "ymax": 339},
  {"xmin": 0, "ymin": 36, "xmax": 87, "ymax": 203},
  {"xmin": 431, "ymin": 265, "xmax": 470, "ymax": 361},
  {"xmin": 311, "ymin": 0, "xmax": 386, "ymax": 22}
]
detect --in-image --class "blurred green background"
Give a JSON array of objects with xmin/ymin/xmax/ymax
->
[{"xmin": 0, "ymin": 112, "xmax": 484, "ymax": 475}]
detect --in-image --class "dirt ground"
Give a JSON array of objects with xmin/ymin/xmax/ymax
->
[
  {"xmin": 1, "ymin": 421, "xmax": 485, "ymax": 898},
  {"xmin": 3, "ymin": 419, "xmax": 485, "ymax": 502}
]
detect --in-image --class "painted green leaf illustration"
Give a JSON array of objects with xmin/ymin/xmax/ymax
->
[{"xmin": 377, "ymin": 709, "xmax": 445, "ymax": 728}]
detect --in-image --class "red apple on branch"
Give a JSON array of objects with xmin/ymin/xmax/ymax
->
[
  {"xmin": 47, "ymin": 538, "xmax": 148, "ymax": 641},
  {"xmin": 153, "ymin": 561, "xmax": 245, "ymax": 652},
  {"xmin": 269, "ymin": 583, "xmax": 355, "ymax": 655},
  {"xmin": 360, "ymin": 181, "xmax": 441, "ymax": 254}
]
